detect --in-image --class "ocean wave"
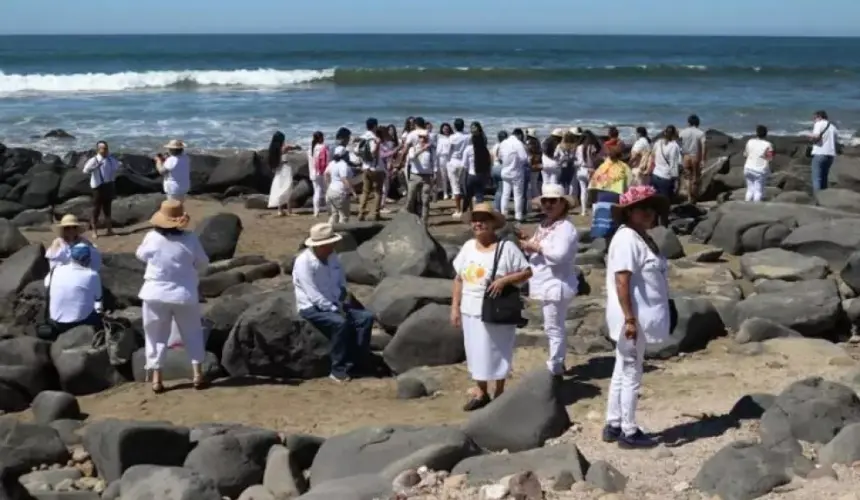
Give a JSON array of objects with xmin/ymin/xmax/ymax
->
[{"xmin": 0, "ymin": 64, "xmax": 856, "ymax": 94}]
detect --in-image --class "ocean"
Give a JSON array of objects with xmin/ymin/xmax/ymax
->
[{"xmin": 1, "ymin": 34, "xmax": 859, "ymax": 154}]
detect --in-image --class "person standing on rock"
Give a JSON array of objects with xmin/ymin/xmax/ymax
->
[
  {"xmin": 648, "ymin": 125, "xmax": 682, "ymax": 203},
  {"xmin": 46, "ymin": 214, "xmax": 102, "ymax": 272},
  {"xmin": 405, "ymin": 129, "xmax": 436, "ymax": 224},
  {"xmin": 451, "ymin": 203, "xmax": 532, "ymax": 411},
  {"xmin": 498, "ymin": 128, "xmax": 529, "ymax": 223},
  {"xmin": 82, "ymin": 140, "xmax": 118, "ymax": 238},
  {"xmin": 603, "ymin": 185, "xmax": 670, "ymax": 449},
  {"xmin": 679, "ymin": 115, "xmax": 707, "ymax": 203},
  {"xmin": 357, "ymin": 118, "xmax": 384, "ymax": 221},
  {"xmin": 292, "ymin": 223, "xmax": 374, "ymax": 383},
  {"xmin": 309, "ymin": 131, "xmax": 329, "ymax": 218},
  {"xmin": 808, "ymin": 110, "xmax": 840, "ymax": 193},
  {"xmin": 45, "ymin": 243, "xmax": 104, "ymax": 339},
  {"xmin": 136, "ymin": 200, "xmax": 210, "ymax": 393},
  {"xmin": 743, "ymin": 125, "xmax": 774, "ymax": 203},
  {"xmin": 154, "ymin": 139, "xmax": 191, "ymax": 202},
  {"xmin": 519, "ymin": 184, "xmax": 579, "ymax": 375},
  {"xmin": 326, "ymin": 128, "xmax": 360, "ymax": 224},
  {"xmin": 266, "ymin": 131, "xmax": 301, "ymax": 217}
]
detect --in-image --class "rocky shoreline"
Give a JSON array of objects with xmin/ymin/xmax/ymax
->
[{"xmin": 3, "ymin": 132, "xmax": 860, "ymax": 498}]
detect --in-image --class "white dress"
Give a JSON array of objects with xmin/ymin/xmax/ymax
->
[
  {"xmin": 453, "ymin": 239, "xmax": 530, "ymax": 381},
  {"xmin": 267, "ymin": 153, "xmax": 293, "ymax": 209}
]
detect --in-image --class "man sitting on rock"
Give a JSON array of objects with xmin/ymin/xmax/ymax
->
[
  {"xmin": 292, "ymin": 223, "xmax": 374, "ymax": 383},
  {"xmin": 46, "ymin": 243, "xmax": 103, "ymax": 338}
]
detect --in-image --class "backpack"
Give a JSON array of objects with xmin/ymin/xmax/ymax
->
[
  {"xmin": 356, "ymin": 138, "xmax": 376, "ymax": 164},
  {"xmin": 314, "ymin": 145, "xmax": 329, "ymax": 176}
]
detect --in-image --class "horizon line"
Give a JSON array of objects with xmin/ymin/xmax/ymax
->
[{"xmin": 0, "ymin": 32, "xmax": 858, "ymax": 38}]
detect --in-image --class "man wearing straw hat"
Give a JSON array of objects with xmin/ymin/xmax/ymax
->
[
  {"xmin": 292, "ymin": 223, "xmax": 374, "ymax": 383},
  {"xmin": 46, "ymin": 214, "xmax": 102, "ymax": 271},
  {"xmin": 154, "ymin": 139, "xmax": 191, "ymax": 202}
]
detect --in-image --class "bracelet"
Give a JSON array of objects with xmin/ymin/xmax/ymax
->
[{"xmin": 624, "ymin": 317, "xmax": 637, "ymax": 324}]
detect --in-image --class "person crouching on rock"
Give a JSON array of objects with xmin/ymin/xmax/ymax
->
[
  {"xmin": 155, "ymin": 139, "xmax": 191, "ymax": 202},
  {"xmin": 136, "ymin": 200, "xmax": 210, "ymax": 393},
  {"xmin": 292, "ymin": 223, "xmax": 374, "ymax": 383},
  {"xmin": 451, "ymin": 203, "xmax": 531, "ymax": 411},
  {"xmin": 603, "ymin": 185, "xmax": 670, "ymax": 449},
  {"xmin": 519, "ymin": 184, "xmax": 579, "ymax": 375},
  {"xmin": 45, "ymin": 243, "xmax": 103, "ymax": 338},
  {"xmin": 46, "ymin": 214, "xmax": 102, "ymax": 271},
  {"xmin": 81, "ymin": 140, "xmax": 118, "ymax": 238}
]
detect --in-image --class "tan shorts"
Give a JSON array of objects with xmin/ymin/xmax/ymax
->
[{"xmin": 682, "ymin": 155, "xmax": 701, "ymax": 180}]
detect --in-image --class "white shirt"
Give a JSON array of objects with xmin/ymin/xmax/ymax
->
[
  {"xmin": 744, "ymin": 138, "xmax": 774, "ymax": 174},
  {"xmin": 492, "ymin": 143, "xmax": 502, "ymax": 166},
  {"xmin": 679, "ymin": 127, "xmax": 706, "ymax": 157},
  {"xmin": 498, "ymin": 136, "xmax": 528, "ymax": 180},
  {"xmin": 652, "ymin": 139, "xmax": 682, "ymax": 179},
  {"xmin": 161, "ymin": 153, "xmax": 191, "ymax": 197},
  {"xmin": 404, "ymin": 129, "xmax": 424, "ymax": 151},
  {"xmin": 326, "ymin": 147, "xmax": 355, "ymax": 196},
  {"xmin": 292, "ymin": 248, "xmax": 345, "ymax": 312},
  {"xmin": 542, "ymin": 152, "xmax": 559, "ymax": 172},
  {"xmin": 358, "ymin": 131, "xmax": 381, "ymax": 171},
  {"xmin": 811, "ymin": 120, "xmax": 839, "ymax": 156},
  {"xmin": 45, "ymin": 238, "xmax": 102, "ymax": 272},
  {"xmin": 453, "ymin": 239, "xmax": 529, "ymax": 316},
  {"xmin": 527, "ymin": 220, "xmax": 579, "ymax": 301},
  {"xmin": 605, "ymin": 226, "xmax": 670, "ymax": 343},
  {"xmin": 631, "ymin": 137, "xmax": 650, "ymax": 156},
  {"xmin": 135, "ymin": 230, "xmax": 209, "ymax": 304},
  {"xmin": 47, "ymin": 263, "xmax": 102, "ymax": 323},
  {"xmin": 436, "ymin": 134, "xmax": 452, "ymax": 163},
  {"xmin": 408, "ymin": 145, "xmax": 435, "ymax": 176},
  {"xmin": 463, "ymin": 145, "xmax": 476, "ymax": 175},
  {"xmin": 82, "ymin": 154, "xmax": 119, "ymax": 188},
  {"xmin": 448, "ymin": 132, "xmax": 470, "ymax": 166}
]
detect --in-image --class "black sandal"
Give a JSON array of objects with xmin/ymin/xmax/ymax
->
[
  {"xmin": 462, "ymin": 394, "xmax": 491, "ymax": 412},
  {"xmin": 192, "ymin": 376, "xmax": 209, "ymax": 390}
]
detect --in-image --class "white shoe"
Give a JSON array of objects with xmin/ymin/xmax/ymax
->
[{"xmin": 452, "ymin": 211, "xmax": 462, "ymax": 220}]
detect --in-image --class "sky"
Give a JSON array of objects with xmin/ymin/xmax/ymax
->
[{"xmin": 1, "ymin": 0, "xmax": 858, "ymax": 37}]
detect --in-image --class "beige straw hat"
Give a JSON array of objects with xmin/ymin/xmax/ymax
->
[
  {"xmin": 569, "ymin": 127, "xmax": 584, "ymax": 136},
  {"xmin": 149, "ymin": 199, "xmax": 190, "ymax": 229},
  {"xmin": 464, "ymin": 202, "xmax": 506, "ymax": 228},
  {"xmin": 53, "ymin": 214, "xmax": 86, "ymax": 233},
  {"xmin": 304, "ymin": 223, "xmax": 343, "ymax": 247},
  {"xmin": 532, "ymin": 183, "xmax": 575, "ymax": 208},
  {"xmin": 551, "ymin": 128, "xmax": 565, "ymax": 138},
  {"xmin": 163, "ymin": 139, "xmax": 185, "ymax": 150}
]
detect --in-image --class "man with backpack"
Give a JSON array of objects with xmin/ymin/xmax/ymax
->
[{"xmin": 357, "ymin": 118, "xmax": 384, "ymax": 221}]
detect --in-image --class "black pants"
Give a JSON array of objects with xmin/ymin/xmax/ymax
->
[
  {"xmin": 92, "ymin": 182, "xmax": 115, "ymax": 227},
  {"xmin": 462, "ymin": 174, "xmax": 488, "ymax": 213},
  {"xmin": 53, "ymin": 311, "xmax": 102, "ymax": 338}
]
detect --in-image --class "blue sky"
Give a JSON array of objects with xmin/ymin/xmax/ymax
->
[{"xmin": 2, "ymin": 0, "xmax": 858, "ymax": 36}]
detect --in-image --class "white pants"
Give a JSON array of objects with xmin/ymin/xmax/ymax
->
[
  {"xmin": 446, "ymin": 162, "xmax": 464, "ymax": 196},
  {"xmin": 143, "ymin": 300, "xmax": 205, "ymax": 370},
  {"xmin": 310, "ymin": 175, "xmax": 327, "ymax": 216},
  {"xmin": 574, "ymin": 173, "xmax": 590, "ymax": 214},
  {"xmin": 437, "ymin": 155, "xmax": 451, "ymax": 196},
  {"xmin": 381, "ymin": 170, "xmax": 390, "ymax": 207},
  {"xmin": 744, "ymin": 169, "xmax": 767, "ymax": 202},
  {"xmin": 606, "ymin": 333, "xmax": 647, "ymax": 436},
  {"xmin": 326, "ymin": 190, "xmax": 350, "ymax": 224},
  {"xmin": 500, "ymin": 177, "xmax": 525, "ymax": 221},
  {"xmin": 542, "ymin": 297, "xmax": 572, "ymax": 374},
  {"xmin": 541, "ymin": 166, "xmax": 561, "ymax": 186}
]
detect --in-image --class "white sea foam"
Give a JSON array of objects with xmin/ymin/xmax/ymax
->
[{"xmin": 0, "ymin": 68, "xmax": 335, "ymax": 94}]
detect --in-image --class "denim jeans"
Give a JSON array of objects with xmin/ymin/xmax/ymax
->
[
  {"xmin": 491, "ymin": 165, "xmax": 503, "ymax": 212},
  {"xmin": 811, "ymin": 155, "xmax": 835, "ymax": 193},
  {"xmin": 299, "ymin": 306, "xmax": 374, "ymax": 378},
  {"xmin": 462, "ymin": 174, "xmax": 487, "ymax": 213},
  {"xmin": 650, "ymin": 175, "xmax": 674, "ymax": 226}
]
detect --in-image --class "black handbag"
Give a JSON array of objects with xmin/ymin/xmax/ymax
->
[
  {"xmin": 481, "ymin": 240, "xmax": 525, "ymax": 325},
  {"xmin": 36, "ymin": 268, "xmax": 57, "ymax": 341}
]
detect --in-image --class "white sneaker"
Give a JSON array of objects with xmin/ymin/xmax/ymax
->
[{"xmin": 452, "ymin": 211, "xmax": 462, "ymax": 220}]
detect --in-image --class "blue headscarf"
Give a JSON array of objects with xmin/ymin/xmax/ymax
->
[{"xmin": 70, "ymin": 243, "xmax": 91, "ymax": 266}]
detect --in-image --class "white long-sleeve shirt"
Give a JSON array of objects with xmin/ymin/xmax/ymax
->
[
  {"xmin": 161, "ymin": 153, "xmax": 191, "ymax": 197},
  {"xmin": 811, "ymin": 120, "xmax": 839, "ymax": 156},
  {"xmin": 527, "ymin": 220, "xmax": 579, "ymax": 301},
  {"xmin": 47, "ymin": 263, "xmax": 102, "ymax": 323},
  {"xmin": 498, "ymin": 136, "xmax": 528, "ymax": 180},
  {"xmin": 45, "ymin": 237, "xmax": 102, "ymax": 272},
  {"xmin": 448, "ymin": 132, "xmax": 470, "ymax": 166},
  {"xmin": 408, "ymin": 146, "xmax": 435, "ymax": 176},
  {"xmin": 82, "ymin": 154, "xmax": 119, "ymax": 188},
  {"xmin": 135, "ymin": 230, "xmax": 209, "ymax": 304},
  {"xmin": 292, "ymin": 248, "xmax": 346, "ymax": 312}
]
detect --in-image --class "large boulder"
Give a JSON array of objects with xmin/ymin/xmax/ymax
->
[
  {"xmin": 20, "ymin": 167, "xmax": 62, "ymax": 208},
  {"xmin": 0, "ymin": 420, "xmax": 70, "ymax": 494},
  {"xmin": 0, "ymin": 244, "xmax": 48, "ymax": 309},
  {"xmin": 646, "ymin": 295, "xmax": 726, "ymax": 359},
  {"xmin": 184, "ymin": 428, "xmax": 281, "ymax": 498},
  {"xmin": 832, "ymin": 155, "xmax": 860, "ymax": 193},
  {"xmin": 50, "ymin": 325, "xmax": 129, "ymax": 395},
  {"xmin": 693, "ymin": 441, "xmax": 792, "ymax": 500},
  {"xmin": 203, "ymin": 288, "xmax": 276, "ymax": 356},
  {"xmin": 818, "ymin": 423, "xmax": 860, "ymax": 466},
  {"xmin": 463, "ymin": 370, "xmax": 571, "ymax": 452},
  {"xmin": 739, "ymin": 248, "xmax": 829, "ymax": 282},
  {"xmin": 781, "ymin": 217, "xmax": 860, "ymax": 269},
  {"xmin": 0, "ymin": 219, "xmax": 30, "ymax": 257},
  {"xmin": 100, "ymin": 253, "xmax": 146, "ymax": 309},
  {"xmin": 382, "ymin": 303, "xmax": 465, "ymax": 374},
  {"xmin": 0, "ymin": 336, "xmax": 57, "ymax": 408},
  {"xmin": 815, "ymin": 188, "xmax": 860, "ymax": 213},
  {"xmin": 734, "ymin": 279, "xmax": 844, "ymax": 339},
  {"xmin": 339, "ymin": 250, "xmax": 383, "ymax": 286},
  {"xmin": 366, "ymin": 276, "xmax": 453, "ymax": 334},
  {"xmin": 647, "ymin": 226, "xmax": 685, "ymax": 259},
  {"xmin": 308, "ymin": 425, "xmax": 478, "ymax": 486},
  {"xmin": 841, "ymin": 250, "xmax": 860, "ymax": 294},
  {"xmin": 109, "ymin": 193, "xmax": 165, "ymax": 227},
  {"xmin": 220, "ymin": 290, "xmax": 331, "ymax": 380},
  {"xmin": 195, "ymin": 212, "xmax": 244, "ymax": 262},
  {"xmin": 356, "ymin": 212, "xmax": 454, "ymax": 279},
  {"xmin": 119, "ymin": 465, "xmax": 222, "ymax": 500},
  {"xmin": 31, "ymin": 390, "xmax": 82, "ymax": 424},
  {"xmin": 451, "ymin": 444, "xmax": 590, "ymax": 485},
  {"xmin": 205, "ymin": 151, "xmax": 265, "ymax": 193}
]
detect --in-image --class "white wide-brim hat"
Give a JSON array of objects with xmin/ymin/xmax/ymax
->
[
  {"xmin": 532, "ymin": 183, "xmax": 576, "ymax": 208},
  {"xmin": 164, "ymin": 139, "xmax": 185, "ymax": 149},
  {"xmin": 305, "ymin": 223, "xmax": 343, "ymax": 247},
  {"xmin": 569, "ymin": 127, "xmax": 583, "ymax": 136},
  {"xmin": 551, "ymin": 128, "xmax": 565, "ymax": 138}
]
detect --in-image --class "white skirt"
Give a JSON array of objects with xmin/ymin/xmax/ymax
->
[
  {"xmin": 462, "ymin": 313, "xmax": 516, "ymax": 381},
  {"xmin": 268, "ymin": 164, "xmax": 293, "ymax": 208}
]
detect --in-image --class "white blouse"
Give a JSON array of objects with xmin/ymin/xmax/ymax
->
[
  {"xmin": 453, "ymin": 239, "xmax": 529, "ymax": 316},
  {"xmin": 135, "ymin": 230, "xmax": 209, "ymax": 304},
  {"xmin": 527, "ymin": 219, "xmax": 579, "ymax": 301},
  {"xmin": 46, "ymin": 237, "xmax": 102, "ymax": 272}
]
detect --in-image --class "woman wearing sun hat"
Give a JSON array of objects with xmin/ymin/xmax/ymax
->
[
  {"xmin": 154, "ymin": 139, "xmax": 191, "ymax": 202},
  {"xmin": 135, "ymin": 199, "xmax": 210, "ymax": 393},
  {"xmin": 46, "ymin": 214, "xmax": 102, "ymax": 272},
  {"xmin": 602, "ymin": 185, "xmax": 670, "ymax": 449},
  {"xmin": 451, "ymin": 202, "xmax": 532, "ymax": 411},
  {"xmin": 519, "ymin": 184, "xmax": 579, "ymax": 375}
]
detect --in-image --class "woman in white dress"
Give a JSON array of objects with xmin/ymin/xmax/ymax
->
[
  {"xmin": 308, "ymin": 131, "xmax": 329, "ymax": 218},
  {"xmin": 267, "ymin": 131, "xmax": 300, "ymax": 217},
  {"xmin": 451, "ymin": 202, "xmax": 532, "ymax": 411},
  {"xmin": 520, "ymin": 184, "xmax": 579, "ymax": 375}
]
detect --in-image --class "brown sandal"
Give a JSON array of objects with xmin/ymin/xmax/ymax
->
[
  {"xmin": 151, "ymin": 382, "xmax": 165, "ymax": 394},
  {"xmin": 192, "ymin": 376, "xmax": 209, "ymax": 390}
]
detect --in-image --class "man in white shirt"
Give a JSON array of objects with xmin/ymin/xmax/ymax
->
[
  {"xmin": 357, "ymin": 118, "xmax": 384, "ymax": 222},
  {"xmin": 292, "ymin": 223, "xmax": 374, "ymax": 383},
  {"xmin": 447, "ymin": 118, "xmax": 470, "ymax": 219},
  {"xmin": 82, "ymin": 141, "xmax": 119, "ymax": 238},
  {"xmin": 678, "ymin": 115, "xmax": 707, "ymax": 203},
  {"xmin": 155, "ymin": 139, "xmax": 191, "ymax": 201},
  {"xmin": 406, "ymin": 129, "xmax": 435, "ymax": 224},
  {"xmin": 45, "ymin": 243, "xmax": 103, "ymax": 338},
  {"xmin": 497, "ymin": 128, "xmax": 529, "ymax": 222},
  {"xmin": 809, "ymin": 110, "xmax": 839, "ymax": 193}
]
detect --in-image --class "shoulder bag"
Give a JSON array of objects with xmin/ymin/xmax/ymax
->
[
  {"xmin": 481, "ymin": 240, "xmax": 525, "ymax": 325},
  {"xmin": 36, "ymin": 268, "xmax": 57, "ymax": 340},
  {"xmin": 806, "ymin": 122, "xmax": 844, "ymax": 157}
]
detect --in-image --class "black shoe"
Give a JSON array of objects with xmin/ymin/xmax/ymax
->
[
  {"xmin": 602, "ymin": 425, "xmax": 621, "ymax": 443},
  {"xmin": 462, "ymin": 394, "xmax": 491, "ymax": 412},
  {"xmin": 618, "ymin": 429, "xmax": 659, "ymax": 449}
]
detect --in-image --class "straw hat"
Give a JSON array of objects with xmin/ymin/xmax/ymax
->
[
  {"xmin": 532, "ymin": 183, "xmax": 575, "ymax": 208},
  {"xmin": 149, "ymin": 199, "xmax": 190, "ymax": 229},
  {"xmin": 569, "ymin": 127, "xmax": 584, "ymax": 136},
  {"xmin": 305, "ymin": 223, "xmax": 343, "ymax": 248},
  {"xmin": 610, "ymin": 185, "xmax": 669, "ymax": 223},
  {"xmin": 163, "ymin": 139, "xmax": 185, "ymax": 150},
  {"xmin": 551, "ymin": 128, "xmax": 565, "ymax": 138},
  {"xmin": 464, "ymin": 202, "xmax": 506, "ymax": 228},
  {"xmin": 53, "ymin": 214, "xmax": 86, "ymax": 233}
]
